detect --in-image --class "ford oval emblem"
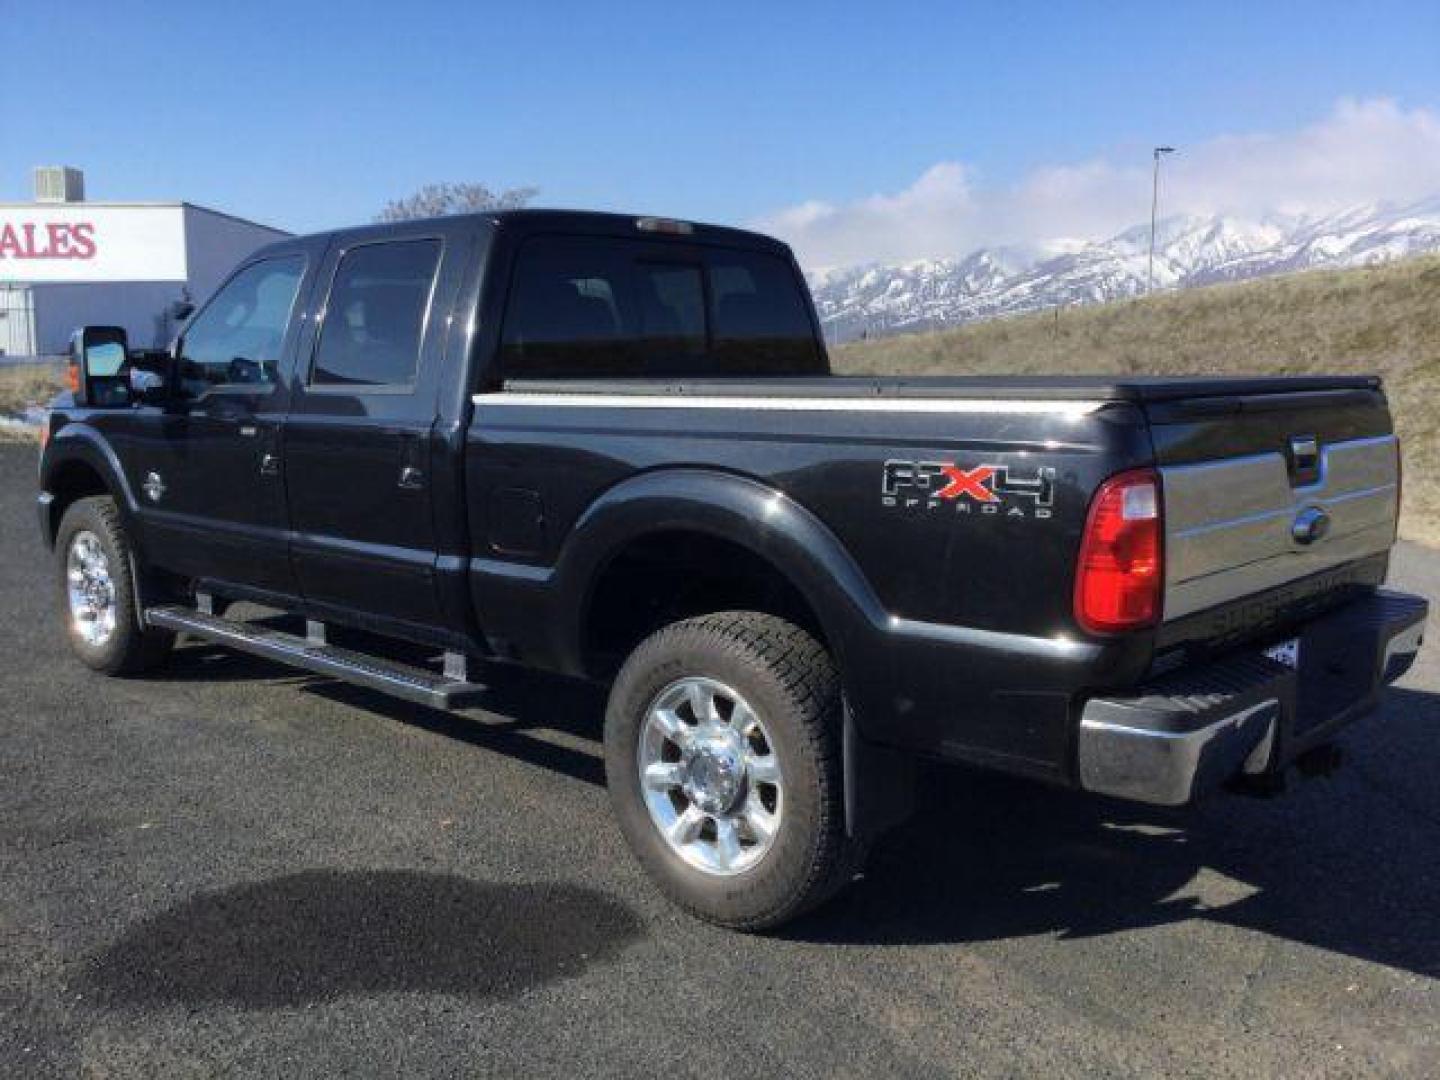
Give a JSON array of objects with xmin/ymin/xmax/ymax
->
[{"xmin": 1292, "ymin": 505, "xmax": 1331, "ymax": 546}]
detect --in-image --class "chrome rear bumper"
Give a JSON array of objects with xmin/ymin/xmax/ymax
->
[{"xmin": 1078, "ymin": 589, "xmax": 1427, "ymax": 806}]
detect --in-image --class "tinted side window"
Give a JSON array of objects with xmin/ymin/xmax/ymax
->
[
  {"xmin": 498, "ymin": 238, "xmax": 631, "ymax": 376},
  {"xmin": 499, "ymin": 237, "xmax": 824, "ymax": 379},
  {"xmin": 708, "ymin": 250, "xmax": 822, "ymax": 374},
  {"xmin": 179, "ymin": 255, "xmax": 304, "ymax": 394},
  {"xmin": 311, "ymin": 239, "xmax": 441, "ymax": 388}
]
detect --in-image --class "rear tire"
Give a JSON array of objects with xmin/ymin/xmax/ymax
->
[
  {"xmin": 604, "ymin": 611, "xmax": 862, "ymax": 930},
  {"xmin": 56, "ymin": 496, "xmax": 174, "ymax": 676}
]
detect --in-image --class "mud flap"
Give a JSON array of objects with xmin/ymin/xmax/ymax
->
[{"xmin": 843, "ymin": 706, "xmax": 917, "ymax": 840}]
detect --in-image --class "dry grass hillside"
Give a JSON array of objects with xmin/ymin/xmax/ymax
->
[
  {"xmin": 0, "ymin": 364, "xmax": 64, "ymax": 442},
  {"xmin": 835, "ymin": 253, "xmax": 1440, "ymax": 545}
]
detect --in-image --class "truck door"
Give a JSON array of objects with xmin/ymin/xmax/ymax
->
[
  {"xmin": 280, "ymin": 224, "xmax": 462, "ymax": 636},
  {"xmin": 134, "ymin": 246, "xmax": 316, "ymax": 596}
]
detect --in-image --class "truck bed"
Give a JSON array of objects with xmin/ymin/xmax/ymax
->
[
  {"xmin": 503, "ymin": 373, "xmax": 1382, "ymax": 403},
  {"xmin": 493, "ymin": 368, "xmax": 1398, "ymax": 664}
]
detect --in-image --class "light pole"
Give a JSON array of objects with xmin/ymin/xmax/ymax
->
[{"xmin": 1148, "ymin": 146, "xmax": 1176, "ymax": 294}]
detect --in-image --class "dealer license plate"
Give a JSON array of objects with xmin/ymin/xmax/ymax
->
[{"xmin": 1264, "ymin": 637, "xmax": 1301, "ymax": 669}]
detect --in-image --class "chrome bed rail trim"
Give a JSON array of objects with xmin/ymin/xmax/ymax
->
[{"xmin": 473, "ymin": 392, "xmax": 1106, "ymax": 417}]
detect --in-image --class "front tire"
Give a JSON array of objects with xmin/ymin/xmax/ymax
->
[
  {"xmin": 604, "ymin": 612, "xmax": 861, "ymax": 930},
  {"xmin": 56, "ymin": 496, "xmax": 173, "ymax": 675}
]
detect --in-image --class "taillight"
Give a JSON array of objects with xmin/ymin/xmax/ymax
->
[
  {"xmin": 1074, "ymin": 469, "xmax": 1163, "ymax": 634},
  {"xmin": 66, "ymin": 359, "xmax": 81, "ymax": 394}
]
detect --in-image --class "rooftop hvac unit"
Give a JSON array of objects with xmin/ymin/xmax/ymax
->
[{"xmin": 33, "ymin": 166, "xmax": 85, "ymax": 203}]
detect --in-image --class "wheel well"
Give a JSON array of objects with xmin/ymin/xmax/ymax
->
[
  {"xmin": 46, "ymin": 459, "xmax": 111, "ymax": 542},
  {"xmin": 583, "ymin": 530, "xmax": 829, "ymax": 679}
]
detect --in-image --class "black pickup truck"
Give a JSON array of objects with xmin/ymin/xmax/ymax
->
[{"xmin": 37, "ymin": 210, "xmax": 1428, "ymax": 929}]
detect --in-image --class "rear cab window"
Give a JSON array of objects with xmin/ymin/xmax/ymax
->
[{"xmin": 498, "ymin": 236, "xmax": 823, "ymax": 379}]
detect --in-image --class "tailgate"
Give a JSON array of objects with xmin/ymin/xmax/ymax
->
[{"xmin": 1147, "ymin": 385, "xmax": 1399, "ymax": 628}]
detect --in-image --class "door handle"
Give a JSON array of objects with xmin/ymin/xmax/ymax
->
[
  {"xmin": 259, "ymin": 452, "xmax": 280, "ymax": 477},
  {"xmin": 398, "ymin": 465, "xmax": 425, "ymax": 490}
]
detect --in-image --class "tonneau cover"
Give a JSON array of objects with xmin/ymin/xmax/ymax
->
[{"xmin": 502, "ymin": 374, "xmax": 1381, "ymax": 404}]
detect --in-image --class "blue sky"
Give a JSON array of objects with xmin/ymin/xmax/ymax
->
[{"xmin": 5, "ymin": 1, "xmax": 1439, "ymax": 265}]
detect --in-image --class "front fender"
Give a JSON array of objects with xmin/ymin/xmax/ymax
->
[{"xmin": 38, "ymin": 422, "xmax": 140, "ymax": 546}]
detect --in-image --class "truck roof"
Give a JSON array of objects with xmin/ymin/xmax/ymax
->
[{"xmin": 300, "ymin": 209, "xmax": 794, "ymax": 256}]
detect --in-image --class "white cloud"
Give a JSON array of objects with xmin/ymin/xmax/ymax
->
[
  {"xmin": 754, "ymin": 99, "xmax": 1440, "ymax": 269},
  {"xmin": 757, "ymin": 162, "xmax": 978, "ymax": 270}
]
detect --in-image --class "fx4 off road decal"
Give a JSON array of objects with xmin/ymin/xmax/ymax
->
[{"xmin": 882, "ymin": 460, "xmax": 1056, "ymax": 519}]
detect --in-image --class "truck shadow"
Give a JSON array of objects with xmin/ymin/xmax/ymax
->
[
  {"xmin": 156, "ymin": 629, "xmax": 610, "ymax": 787},
  {"xmin": 305, "ymin": 668, "xmax": 609, "ymax": 788},
  {"xmin": 313, "ymin": 664, "xmax": 1440, "ymax": 980},
  {"xmin": 787, "ymin": 686, "xmax": 1440, "ymax": 980},
  {"xmin": 152, "ymin": 642, "xmax": 315, "ymax": 685},
  {"xmin": 81, "ymin": 870, "xmax": 643, "ymax": 1009},
  {"xmin": 154, "ymin": 636, "xmax": 1439, "ymax": 979}
]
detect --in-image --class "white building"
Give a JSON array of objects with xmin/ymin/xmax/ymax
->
[{"xmin": 0, "ymin": 167, "xmax": 289, "ymax": 357}]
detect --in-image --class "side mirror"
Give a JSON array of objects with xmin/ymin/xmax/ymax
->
[
  {"xmin": 69, "ymin": 326, "xmax": 132, "ymax": 408},
  {"xmin": 171, "ymin": 299, "xmax": 196, "ymax": 322}
]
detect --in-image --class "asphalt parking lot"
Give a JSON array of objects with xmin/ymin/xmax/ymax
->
[{"xmin": 2, "ymin": 439, "xmax": 1437, "ymax": 1078}]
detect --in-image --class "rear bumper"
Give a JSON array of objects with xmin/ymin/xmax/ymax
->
[{"xmin": 1077, "ymin": 589, "xmax": 1428, "ymax": 806}]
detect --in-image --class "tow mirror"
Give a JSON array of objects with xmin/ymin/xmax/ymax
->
[{"xmin": 69, "ymin": 326, "xmax": 132, "ymax": 408}]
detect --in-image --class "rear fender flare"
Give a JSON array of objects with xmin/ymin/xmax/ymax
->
[
  {"xmin": 553, "ymin": 467, "xmax": 886, "ymax": 689},
  {"xmin": 553, "ymin": 469, "xmax": 911, "ymax": 839}
]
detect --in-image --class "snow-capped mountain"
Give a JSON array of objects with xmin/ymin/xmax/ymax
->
[{"xmin": 810, "ymin": 199, "xmax": 1440, "ymax": 342}]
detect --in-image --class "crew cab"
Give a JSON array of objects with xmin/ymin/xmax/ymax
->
[{"xmin": 37, "ymin": 210, "xmax": 1428, "ymax": 929}]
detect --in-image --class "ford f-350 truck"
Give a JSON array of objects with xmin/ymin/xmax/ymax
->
[{"xmin": 38, "ymin": 211, "xmax": 1428, "ymax": 929}]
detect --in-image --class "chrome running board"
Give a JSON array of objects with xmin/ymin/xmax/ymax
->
[{"xmin": 145, "ymin": 605, "xmax": 487, "ymax": 710}]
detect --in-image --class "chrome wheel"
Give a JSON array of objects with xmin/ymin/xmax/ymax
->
[
  {"xmin": 66, "ymin": 530, "xmax": 117, "ymax": 647},
  {"xmin": 637, "ymin": 676, "xmax": 783, "ymax": 876}
]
